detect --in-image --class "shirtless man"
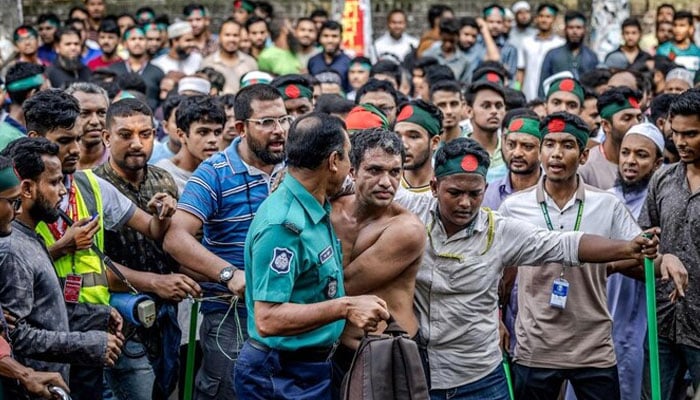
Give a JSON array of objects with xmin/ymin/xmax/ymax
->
[{"xmin": 330, "ymin": 128, "xmax": 426, "ymax": 390}]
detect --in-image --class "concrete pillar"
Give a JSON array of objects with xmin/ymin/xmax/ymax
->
[{"xmin": 0, "ymin": 0, "xmax": 23, "ymax": 67}]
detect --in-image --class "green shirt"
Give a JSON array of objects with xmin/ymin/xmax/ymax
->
[
  {"xmin": 257, "ymin": 46, "xmax": 302, "ymax": 76},
  {"xmin": 0, "ymin": 121, "xmax": 24, "ymax": 152},
  {"xmin": 244, "ymin": 174, "xmax": 345, "ymax": 350}
]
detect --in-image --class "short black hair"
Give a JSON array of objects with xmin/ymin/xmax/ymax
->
[
  {"xmin": 370, "ymin": 60, "xmax": 402, "ymax": 87},
  {"xmin": 315, "ymin": 94, "xmax": 355, "ymax": 115},
  {"xmin": 583, "ymin": 86, "xmax": 598, "ymax": 101},
  {"xmin": 434, "ymin": 138, "xmax": 490, "ymax": 177},
  {"xmin": 430, "ymin": 79, "xmax": 462, "ymax": 99},
  {"xmin": 428, "ymin": 4, "xmax": 453, "ymax": 29},
  {"xmin": 350, "ymin": 56, "xmax": 371, "ymax": 66},
  {"xmin": 649, "ymin": 93, "xmax": 677, "ymax": 122},
  {"xmin": 256, "ymin": 1, "xmax": 275, "ymax": 18},
  {"xmin": 310, "ymin": 8, "xmax": 329, "ymax": 19},
  {"xmin": 387, "ymin": 9, "xmax": 407, "ymax": 21},
  {"xmin": 106, "ymin": 98, "xmax": 153, "ymax": 130},
  {"xmin": 234, "ymin": 83, "xmax": 282, "ymax": 121},
  {"xmin": 669, "ymin": 88, "xmax": 700, "ymax": 119},
  {"xmin": 116, "ymin": 72, "xmax": 147, "ymax": 95},
  {"xmin": 464, "ymin": 82, "xmax": 505, "ymax": 107},
  {"xmin": 65, "ymin": 18, "xmax": 86, "ymax": 30},
  {"xmin": 286, "ymin": 112, "xmax": 347, "ymax": 170},
  {"xmin": 541, "ymin": 111, "xmax": 589, "ymax": 151},
  {"xmin": 245, "ymin": 15, "xmax": 268, "ymax": 31},
  {"xmin": 473, "ymin": 61, "xmax": 511, "ymax": 81},
  {"xmin": 135, "ymin": 6, "xmax": 156, "ymax": 21},
  {"xmin": 355, "ymin": 79, "xmax": 399, "ymax": 105},
  {"xmin": 319, "ymin": 20, "xmax": 342, "ymax": 36},
  {"xmin": 526, "ymin": 98, "xmax": 546, "ymax": 110},
  {"xmin": 54, "ymin": 26, "xmax": 81, "ymax": 44},
  {"xmin": 349, "ymin": 128, "xmax": 405, "ymax": 170},
  {"xmin": 414, "ymin": 57, "xmax": 439, "ymax": 75},
  {"xmin": 653, "ymin": 55, "xmax": 679, "ymax": 78},
  {"xmin": 23, "ymin": 89, "xmax": 80, "ymax": 135},
  {"xmin": 183, "ymin": 3, "xmax": 206, "ymax": 16},
  {"xmin": 622, "ymin": 17, "xmax": 642, "ymax": 31},
  {"xmin": 657, "ymin": 3, "xmax": 675, "ymax": 13},
  {"xmin": 218, "ymin": 93, "xmax": 236, "ymax": 109},
  {"xmin": 0, "ymin": 155, "xmax": 12, "ymax": 171},
  {"xmin": 220, "ymin": 17, "xmax": 242, "ymax": 33},
  {"xmin": 503, "ymin": 107, "xmax": 540, "ymax": 129},
  {"xmin": 68, "ymin": 5, "xmax": 88, "ymax": 18},
  {"xmin": 38, "ymin": 13, "xmax": 60, "ymax": 26},
  {"xmin": 673, "ymin": 10, "xmax": 693, "ymax": 25},
  {"xmin": 5, "ymin": 62, "xmax": 45, "ymax": 105},
  {"xmin": 99, "ymin": 17, "xmax": 120, "ymax": 35},
  {"xmin": 163, "ymin": 95, "xmax": 185, "ymax": 121},
  {"xmin": 438, "ymin": 18, "xmax": 460, "ymax": 35},
  {"xmin": 0, "ymin": 137, "xmax": 59, "ymax": 181},
  {"xmin": 197, "ymin": 67, "xmax": 226, "ymax": 93},
  {"xmin": 459, "ymin": 16, "xmax": 479, "ymax": 30},
  {"xmin": 597, "ymin": 86, "xmax": 642, "ymax": 120},
  {"xmin": 426, "ymin": 65, "xmax": 455, "ymax": 87},
  {"xmin": 564, "ymin": 10, "xmax": 586, "ymax": 24},
  {"xmin": 580, "ymin": 68, "xmax": 611, "ymax": 91},
  {"xmin": 504, "ymin": 88, "xmax": 527, "ymax": 111},
  {"xmin": 176, "ymin": 95, "xmax": 225, "ymax": 134}
]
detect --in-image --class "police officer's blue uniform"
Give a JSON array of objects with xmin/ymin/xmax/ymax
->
[{"xmin": 234, "ymin": 174, "xmax": 345, "ymax": 400}]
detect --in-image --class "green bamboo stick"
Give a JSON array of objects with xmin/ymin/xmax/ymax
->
[
  {"xmin": 503, "ymin": 353, "xmax": 515, "ymax": 400},
  {"xmin": 645, "ymin": 254, "xmax": 661, "ymax": 400},
  {"xmin": 183, "ymin": 300, "xmax": 200, "ymax": 400}
]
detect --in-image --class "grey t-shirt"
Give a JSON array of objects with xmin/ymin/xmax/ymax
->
[{"xmin": 155, "ymin": 158, "xmax": 193, "ymax": 196}]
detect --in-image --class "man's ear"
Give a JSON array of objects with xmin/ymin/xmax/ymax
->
[
  {"xmin": 102, "ymin": 129, "xmax": 111, "ymax": 147},
  {"xmin": 430, "ymin": 177, "xmax": 438, "ymax": 197},
  {"xmin": 579, "ymin": 147, "xmax": 590, "ymax": 165},
  {"xmin": 234, "ymin": 120, "xmax": 246, "ymax": 137},
  {"xmin": 27, "ymin": 130, "xmax": 40, "ymax": 138}
]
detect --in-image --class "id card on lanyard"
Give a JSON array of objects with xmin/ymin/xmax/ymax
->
[{"xmin": 540, "ymin": 199, "xmax": 583, "ymax": 310}]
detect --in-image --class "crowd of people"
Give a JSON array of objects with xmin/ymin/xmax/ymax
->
[{"xmin": 0, "ymin": 0, "xmax": 699, "ymax": 399}]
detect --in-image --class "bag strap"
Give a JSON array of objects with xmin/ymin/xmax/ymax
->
[{"xmin": 380, "ymin": 314, "xmax": 408, "ymax": 336}]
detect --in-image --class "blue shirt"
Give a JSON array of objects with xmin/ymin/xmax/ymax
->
[
  {"xmin": 38, "ymin": 44, "xmax": 56, "ymax": 64},
  {"xmin": 148, "ymin": 138, "xmax": 176, "ymax": 165},
  {"xmin": 307, "ymin": 51, "xmax": 352, "ymax": 93},
  {"xmin": 539, "ymin": 45, "xmax": 599, "ymax": 98},
  {"xmin": 178, "ymin": 137, "xmax": 284, "ymax": 312},
  {"xmin": 482, "ymin": 173, "xmax": 514, "ymax": 210}
]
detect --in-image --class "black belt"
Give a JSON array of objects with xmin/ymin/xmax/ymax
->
[{"xmin": 248, "ymin": 338, "xmax": 336, "ymax": 363}]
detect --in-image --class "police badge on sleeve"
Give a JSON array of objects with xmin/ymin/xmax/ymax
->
[{"xmin": 270, "ymin": 247, "xmax": 294, "ymax": 274}]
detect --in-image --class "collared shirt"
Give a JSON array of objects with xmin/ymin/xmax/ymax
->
[
  {"xmin": 94, "ymin": 162, "xmax": 179, "ymax": 276},
  {"xmin": 638, "ymin": 162, "xmax": 700, "ymax": 349},
  {"xmin": 245, "ymin": 174, "xmax": 345, "ymax": 350},
  {"xmin": 422, "ymin": 43, "xmax": 471, "ymax": 83},
  {"xmin": 178, "ymin": 137, "xmax": 284, "ymax": 312},
  {"xmin": 195, "ymin": 34, "xmax": 219, "ymax": 58},
  {"xmin": 579, "ymin": 144, "xmax": 618, "ymax": 189},
  {"xmin": 257, "ymin": 46, "xmax": 302, "ymax": 76},
  {"xmin": 151, "ymin": 52, "xmax": 203, "ymax": 75},
  {"xmin": 538, "ymin": 44, "xmax": 599, "ymax": 98},
  {"xmin": 482, "ymin": 172, "xmax": 514, "ymax": 210},
  {"xmin": 399, "ymin": 176, "xmax": 432, "ymax": 197},
  {"xmin": 607, "ymin": 185, "xmax": 648, "ymax": 400},
  {"xmin": 201, "ymin": 50, "xmax": 258, "ymax": 95},
  {"xmin": 373, "ymin": 31, "xmax": 419, "ymax": 62},
  {"xmin": 518, "ymin": 34, "xmax": 566, "ymax": 100},
  {"xmin": 499, "ymin": 175, "xmax": 641, "ymax": 369},
  {"xmin": 466, "ymin": 131, "xmax": 506, "ymax": 183},
  {"xmin": 394, "ymin": 193, "xmax": 582, "ymax": 389},
  {"xmin": 307, "ymin": 51, "xmax": 353, "ymax": 93}
]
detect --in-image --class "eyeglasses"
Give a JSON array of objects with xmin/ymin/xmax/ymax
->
[
  {"xmin": 0, "ymin": 197, "xmax": 22, "ymax": 212},
  {"xmin": 246, "ymin": 115, "xmax": 295, "ymax": 131}
]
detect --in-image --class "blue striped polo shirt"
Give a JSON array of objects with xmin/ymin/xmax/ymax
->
[{"xmin": 178, "ymin": 137, "xmax": 284, "ymax": 312}]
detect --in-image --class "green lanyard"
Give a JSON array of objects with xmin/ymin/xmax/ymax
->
[{"xmin": 539, "ymin": 200, "xmax": 584, "ymax": 231}]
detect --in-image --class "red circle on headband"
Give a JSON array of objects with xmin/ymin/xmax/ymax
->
[
  {"xmin": 628, "ymin": 97, "xmax": 640, "ymax": 109},
  {"xmin": 509, "ymin": 119, "xmax": 524, "ymax": 132},
  {"xmin": 461, "ymin": 154, "xmax": 479, "ymax": 172},
  {"xmin": 486, "ymin": 72, "xmax": 500, "ymax": 83},
  {"xmin": 284, "ymin": 85, "xmax": 301, "ymax": 99},
  {"xmin": 548, "ymin": 119, "xmax": 566, "ymax": 132},
  {"xmin": 397, "ymin": 105, "xmax": 414, "ymax": 121},
  {"xmin": 560, "ymin": 79, "xmax": 575, "ymax": 92}
]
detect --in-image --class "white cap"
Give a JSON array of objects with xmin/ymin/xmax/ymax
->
[
  {"xmin": 512, "ymin": 1, "xmax": 531, "ymax": 13},
  {"xmin": 541, "ymin": 70, "xmax": 574, "ymax": 96},
  {"xmin": 625, "ymin": 122, "xmax": 665, "ymax": 153},
  {"xmin": 177, "ymin": 76, "xmax": 211, "ymax": 95},
  {"xmin": 167, "ymin": 21, "xmax": 192, "ymax": 39},
  {"xmin": 505, "ymin": 8, "xmax": 515, "ymax": 19},
  {"xmin": 240, "ymin": 71, "xmax": 273, "ymax": 88},
  {"xmin": 665, "ymin": 67, "xmax": 694, "ymax": 87}
]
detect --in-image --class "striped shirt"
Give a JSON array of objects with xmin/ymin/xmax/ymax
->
[{"xmin": 178, "ymin": 138, "xmax": 284, "ymax": 311}]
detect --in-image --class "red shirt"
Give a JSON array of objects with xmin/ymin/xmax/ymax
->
[{"xmin": 86, "ymin": 55, "xmax": 121, "ymax": 71}]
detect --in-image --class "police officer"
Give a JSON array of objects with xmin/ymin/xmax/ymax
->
[{"xmin": 234, "ymin": 112, "xmax": 390, "ymax": 399}]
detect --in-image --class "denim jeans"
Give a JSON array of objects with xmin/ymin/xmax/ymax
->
[
  {"xmin": 194, "ymin": 306, "xmax": 247, "ymax": 400},
  {"xmin": 429, "ymin": 365, "xmax": 510, "ymax": 400},
  {"xmin": 514, "ymin": 363, "xmax": 619, "ymax": 400},
  {"xmin": 234, "ymin": 341, "xmax": 332, "ymax": 400},
  {"xmin": 641, "ymin": 336, "xmax": 700, "ymax": 400},
  {"xmin": 105, "ymin": 339, "xmax": 156, "ymax": 400}
]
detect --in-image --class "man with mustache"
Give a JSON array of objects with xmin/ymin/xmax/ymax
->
[
  {"xmin": 201, "ymin": 18, "xmax": 257, "ymax": 95},
  {"xmin": 152, "ymin": 21, "xmax": 202, "ymax": 75},
  {"xmin": 46, "ymin": 27, "xmax": 92, "ymax": 88},
  {"xmin": 0, "ymin": 138, "xmax": 123, "ymax": 399},
  {"xmin": 164, "ymin": 84, "xmax": 288, "ymax": 400},
  {"xmin": 329, "ymin": 129, "xmax": 426, "ymax": 394},
  {"xmin": 607, "ymin": 123, "xmax": 665, "ymax": 400},
  {"xmin": 65, "ymin": 82, "xmax": 110, "ymax": 170}
]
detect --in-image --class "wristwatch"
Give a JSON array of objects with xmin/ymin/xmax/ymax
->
[{"xmin": 219, "ymin": 266, "xmax": 236, "ymax": 284}]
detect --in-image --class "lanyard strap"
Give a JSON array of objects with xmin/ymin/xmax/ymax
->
[{"xmin": 539, "ymin": 200, "xmax": 584, "ymax": 231}]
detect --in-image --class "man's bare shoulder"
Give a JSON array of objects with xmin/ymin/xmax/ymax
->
[{"xmin": 384, "ymin": 202, "xmax": 427, "ymax": 246}]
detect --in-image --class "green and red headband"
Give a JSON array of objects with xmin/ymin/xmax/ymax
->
[
  {"xmin": 547, "ymin": 78, "xmax": 584, "ymax": 104},
  {"xmin": 396, "ymin": 103, "xmax": 441, "ymax": 137},
  {"xmin": 483, "ymin": 5, "xmax": 506, "ymax": 17},
  {"xmin": 277, "ymin": 84, "xmax": 313, "ymax": 100},
  {"xmin": 505, "ymin": 117, "xmax": 542, "ymax": 139},
  {"xmin": 186, "ymin": 7, "xmax": 208, "ymax": 18},
  {"xmin": 0, "ymin": 165, "xmax": 20, "ymax": 192},
  {"xmin": 475, "ymin": 72, "xmax": 505, "ymax": 86},
  {"xmin": 234, "ymin": 0, "xmax": 256, "ymax": 13},
  {"xmin": 13, "ymin": 26, "xmax": 38, "ymax": 43},
  {"xmin": 541, "ymin": 117, "xmax": 588, "ymax": 149},
  {"xmin": 6, "ymin": 74, "xmax": 45, "ymax": 92},
  {"xmin": 346, "ymin": 104, "xmax": 390, "ymax": 132},
  {"xmin": 599, "ymin": 96, "xmax": 640, "ymax": 120},
  {"xmin": 123, "ymin": 26, "xmax": 146, "ymax": 40},
  {"xmin": 435, "ymin": 153, "xmax": 488, "ymax": 178}
]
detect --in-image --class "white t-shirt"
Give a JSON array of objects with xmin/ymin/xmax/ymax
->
[
  {"xmin": 151, "ymin": 53, "xmax": 203, "ymax": 75},
  {"xmin": 518, "ymin": 34, "xmax": 565, "ymax": 100}
]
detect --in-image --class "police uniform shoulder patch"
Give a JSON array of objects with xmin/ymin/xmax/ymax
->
[
  {"xmin": 270, "ymin": 247, "xmax": 294, "ymax": 274},
  {"xmin": 282, "ymin": 221, "xmax": 301, "ymax": 234},
  {"xmin": 319, "ymin": 246, "xmax": 333, "ymax": 264}
]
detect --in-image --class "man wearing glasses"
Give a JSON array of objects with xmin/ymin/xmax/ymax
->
[{"xmin": 164, "ymin": 83, "xmax": 290, "ymax": 400}]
